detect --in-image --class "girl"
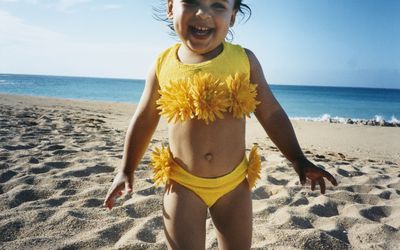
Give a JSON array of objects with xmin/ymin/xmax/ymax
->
[{"xmin": 104, "ymin": 0, "xmax": 338, "ymax": 249}]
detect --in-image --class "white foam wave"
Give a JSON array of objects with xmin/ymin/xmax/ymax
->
[
  {"xmin": 291, "ymin": 114, "xmax": 400, "ymax": 126},
  {"xmin": 374, "ymin": 115, "xmax": 384, "ymax": 123},
  {"xmin": 0, "ymin": 80, "xmax": 14, "ymax": 85},
  {"xmin": 389, "ymin": 115, "xmax": 399, "ymax": 124}
]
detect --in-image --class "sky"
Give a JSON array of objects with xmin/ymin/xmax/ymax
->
[{"xmin": 0, "ymin": 0, "xmax": 399, "ymax": 89}]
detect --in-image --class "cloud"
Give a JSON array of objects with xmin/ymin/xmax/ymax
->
[
  {"xmin": 55, "ymin": 0, "xmax": 92, "ymax": 11},
  {"xmin": 102, "ymin": 4, "xmax": 122, "ymax": 10},
  {"xmin": 1, "ymin": 0, "xmax": 125, "ymax": 12},
  {"xmin": 0, "ymin": 9, "xmax": 65, "ymax": 46},
  {"xmin": 0, "ymin": 0, "xmax": 94, "ymax": 11},
  {"xmin": 0, "ymin": 9, "xmax": 161, "ymax": 79},
  {"xmin": 0, "ymin": 0, "xmax": 19, "ymax": 3}
]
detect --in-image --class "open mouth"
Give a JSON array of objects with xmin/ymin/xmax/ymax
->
[{"xmin": 190, "ymin": 25, "xmax": 214, "ymax": 38}]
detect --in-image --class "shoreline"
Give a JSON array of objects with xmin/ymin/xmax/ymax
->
[
  {"xmin": 1, "ymin": 92, "xmax": 399, "ymax": 127},
  {"xmin": 1, "ymin": 93, "xmax": 399, "ymax": 249}
]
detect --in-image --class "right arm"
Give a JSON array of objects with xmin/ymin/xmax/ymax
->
[
  {"xmin": 104, "ymin": 62, "xmax": 160, "ymax": 209},
  {"xmin": 121, "ymin": 62, "xmax": 161, "ymax": 176}
]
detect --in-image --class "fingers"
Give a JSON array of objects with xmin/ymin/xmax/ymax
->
[
  {"xmin": 324, "ymin": 172, "xmax": 338, "ymax": 186},
  {"xmin": 103, "ymin": 185, "xmax": 123, "ymax": 210},
  {"xmin": 318, "ymin": 168, "xmax": 338, "ymax": 187},
  {"xmin": 319, "ymin": 178, "xmax": 326, "ymax": 194},
  {"xmin": 299, "ymin": 169, "xmax": 307, "ymax": 185},
  {"xmin": 311, "ymin": 180, "xmax": 316, "ymax": 191},
  {"xmin": 125, "ymin": 181, "xmax": 133, "ymax": 194},
  {"xmin": 304, "ymin": 166, "xmax": 337, "ymax": 194}
]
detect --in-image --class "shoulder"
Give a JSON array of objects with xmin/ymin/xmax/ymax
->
[
  {"xmin": 242, "ymin": 48, "xmax": 267, "ymax": 84},
  {"xmin": 225, "ymin": 44, "xmax": 260, "ymax": 69},
  {"xmin": 243, "ymin": 48, "xmax": 263, "ymax": 73},
  {"xmin": 155, "ymin": 43, "xmax": 180, "ymax": 80},
  {"xmin": 243, "ymin": 48, "xmax": 259, "ymax": 67},
  {"xmin": 156, "ymin": 43, "xmax": 180, "ymax": 62},
  {"xmin": 224, "ymin": 41, "xmax": 247, "ymax": 55}
]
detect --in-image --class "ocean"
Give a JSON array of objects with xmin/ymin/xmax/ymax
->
[{"xmin": 1, "ymin": 73, "xmax": 399, "ymax": 122}]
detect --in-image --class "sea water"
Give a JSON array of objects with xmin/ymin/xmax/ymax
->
[{"xmin": 1, "ymin": 74, "xmax": 399, "ymax": 122}]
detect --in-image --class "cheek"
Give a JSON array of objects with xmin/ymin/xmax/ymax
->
[{"xmin": 216, "ymin": 18, "xmax": 231, "ymax": 33}]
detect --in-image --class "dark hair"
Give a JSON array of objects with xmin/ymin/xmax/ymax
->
[{"xmin": 153, "ymin": 0, "xmax": 252, "ymax": 41}]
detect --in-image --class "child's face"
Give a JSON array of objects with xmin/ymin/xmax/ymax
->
[{"xmin": 167, "ymin": 0, "xmax": 237, "ymax": 55}]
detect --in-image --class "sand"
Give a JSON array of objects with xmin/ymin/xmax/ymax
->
[{"xmin": 0, "ymin": 93, "xmax": 399, "ymax": 249}]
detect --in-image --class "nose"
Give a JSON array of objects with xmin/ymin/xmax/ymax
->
[{"xmin": 195, "ymin": 7, "xmax": 211, "ymax": 20}]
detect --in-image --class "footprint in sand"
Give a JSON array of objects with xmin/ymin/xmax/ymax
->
[
  {"xmin": 8, "ymin": 189, "xmax": 51, "ymax": 208},
  {"xmin": 29, "ymin": 166, "xmax": 51, "ymax": 174},
  {"xmin": 60, "ymin": 189, "xmax": 77, "ymax": 196},
  {"xmin": 359, "ymin": 205, "xmax": 392, "ymax": 222},
  {"xmin": 29, "ymin": 157, "xmax": 40, "ymax": 164},
  {"xmin": 123, "ymin": 197, "xmax": 163, "ymax": 218},
  {"xmin": 267, "ymin": 176, "xmax": 289, "ymax": 186},
  {"xmin": 136, "ymin": 186, "xmax": 159, "ymax": 196},
  {"xmin": 61, "ymin": 164, "xmax": 114, "ymax": 177},
  {"xmin": 3, "ymin": 144, "xmax": 37, "ymax": 151},
  {"xmin": 44, "ymin": 197, "xmax": 68, "ymax": 207},
  {"xmin": 52, "ymin": 149, "xmax": 78, "ymax": 156},
  {"xmin": 136, "ymin": 216, "xmax": 164, "ymax": 243},
  {"xmin": 43, "ymin": 144, "xmax": 65, "ymax": 151},
  {"xmin": 309, "ymin": 200, "xmax": 339, "ymax": 217},
  {"xmin": 336, "ymin": 168, "xmax": 364, "ymax": 177},
  {"xmin": 0, "ymin": 219, "xmax": 24, "ymax": 242},
  {"xmin": 81, "ymin": 198, "xmax": 104, "ymax": 208},
  {"xmin": 0, "ymin": 170, "xmax": 18, "ymax": 183},
  {"xmin": 289, "ymin": 196, "xmax": 309, "ymax": 206},
  {"xmin": 252, "ymin": 186, "xmax": 271, "ymax": 200},
  {"xmin": 34, "ymin": 209, "xmax": 57, "ymax": 223},
  {"xmin": 44, "ymin": 161, "xmax": 70, "ymax": 169}
]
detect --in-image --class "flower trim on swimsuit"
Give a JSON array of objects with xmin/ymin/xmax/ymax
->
[
  {"xmin": 226, "ymin": 73, "xmax": 261, "ymax": 119},
  {"xmin": 156, "ymin": 78, "xmax": 194, "ymax": 123},
  {"xmin": 150, "ymin": 144, "xmax": 174, "ymax": 186},
  {"xmin": 191, "ymin": 73, "xmax": 231, "ymax": 124},
  {"xmin": 157, "ymin": 72, "xmax": 259, "ymax": 124},
  {"xmin": 150, "ymin": 144, "xmax": 261, "ymax": 189},
  {"xmin": 247, "ymin": 145, "xmax": 261, "ymax": 189}
]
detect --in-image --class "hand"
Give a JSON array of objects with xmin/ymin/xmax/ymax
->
[
  {"xmin": 292, "ymin": 157, "xmax": 338, "ymax": 194},
  {"xmin": 103, "ymin": 171, "xmax": 133, "ymax": 210}
]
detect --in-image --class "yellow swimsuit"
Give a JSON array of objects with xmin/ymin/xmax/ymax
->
[{"xmin": 151, "ymin": 42, "xmax": 262, "ymax": 207}]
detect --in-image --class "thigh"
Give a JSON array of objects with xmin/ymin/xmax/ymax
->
[
  {"xmin": 163, "ymin": 180, "xmax": 208, "ymax": 250},
  {"xmin": 209, "ymin": 180, "xmax": 252, "ymax": 250}
]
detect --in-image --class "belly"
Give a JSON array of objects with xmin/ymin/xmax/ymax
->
[{"xmin": 168, "ymin": 114, "xmax": 246, "ymax": 177}]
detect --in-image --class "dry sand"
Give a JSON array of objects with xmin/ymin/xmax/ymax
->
[{"xmin": 0, "ymin": 93, "xmax": 399, "ymax": 249}]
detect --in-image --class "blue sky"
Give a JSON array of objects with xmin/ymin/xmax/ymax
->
[{"xmin": 0, "ymin": 0, "xmax": 399, "ymax": 89}]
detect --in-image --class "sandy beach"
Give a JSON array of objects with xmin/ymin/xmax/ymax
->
[{"xmin": 1, "ymin": 93, "xmax": 399, "ymax": 249}]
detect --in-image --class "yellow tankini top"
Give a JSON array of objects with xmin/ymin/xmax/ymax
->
[
  {"xmin": 151, "ymin": 42, "xmax": 262, "ymax": 192},
  {"xmin": 155, "ymin": 41, "xmax": 260, "ymax": 124}
]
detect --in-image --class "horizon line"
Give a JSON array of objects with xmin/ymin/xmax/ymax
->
[{"xmin": 1, "ymin": 72, "xmax": 399, "ymax": 90}]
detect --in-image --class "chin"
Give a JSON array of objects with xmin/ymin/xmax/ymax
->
[{"xmin": 187, "ymin": 42, "xmax": 212, "ymax": 54}]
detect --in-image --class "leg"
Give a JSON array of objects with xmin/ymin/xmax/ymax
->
[
  {"xmin": 209, "ymin": 180, "xmax": 252, "ymax": 250},
  {"xmin": 163, "ymin": 180, "xmax": 208, "ymax": 250}
]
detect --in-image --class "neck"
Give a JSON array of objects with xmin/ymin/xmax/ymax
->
[{"xmin": 178, "ymin": 43, "xmax": 224, "ymax": 64}]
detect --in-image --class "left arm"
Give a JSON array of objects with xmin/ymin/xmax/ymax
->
[{"xmin": 245, "ymin": 49, "xmax": 338, "ymax": 193}]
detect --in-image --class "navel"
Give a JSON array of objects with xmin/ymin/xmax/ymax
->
[{"xmin": 204, "ymin": 153, "xmax": 213, "ymax": 162}]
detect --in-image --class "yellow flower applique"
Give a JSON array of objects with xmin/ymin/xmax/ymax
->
[
  {"xmin": 157, "ymin": 79, "xmax": 194, "ymax": 123},
  {"xmin": 247, "ymin": 145, "xmax": 261, "ymax": 189},
  {"xmin": 190, "ymin": 73, "xmax": 230, "ymax": 124},
  {"xmin": 226, "ymin": 73, "xmax": 260, "ymax": 119},
  {"xmin": 150, "ymin": 144, "xmax": 174, "ymax": 186}
]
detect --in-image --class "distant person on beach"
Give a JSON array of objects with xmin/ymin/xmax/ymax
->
[{"xmin": 104, "ymin": 0, "xmax": 338, "ymax": 248}]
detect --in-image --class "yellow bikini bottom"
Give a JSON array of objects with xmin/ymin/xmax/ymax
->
[{"xmin": 150, "ymin": 145, "xmax": 261, "ymax": 207}]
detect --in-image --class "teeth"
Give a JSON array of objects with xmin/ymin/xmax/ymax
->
[{"xmin": 194, "ymin": 26, "xmax": 209, "ymax": 31}]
